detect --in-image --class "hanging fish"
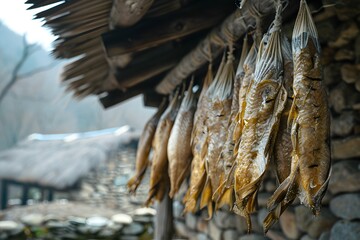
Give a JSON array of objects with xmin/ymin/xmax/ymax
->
[
  {"xmin": 233, "ymin": 7, "xmax": 287, "ymax": 231},
  {"xmin": 127, "ymin": 99, "xmax": 167, "ymax": 194},
  {"xmin": 145, "ymin": 89, "xmax": 182, "ymax": 206},
  {"xmin": 168, "ymin": 79, "xmax": 197, "ymax": 198},
  {"xmin": 213, "ymin": 37, "xmax": 249, "ymax": 209},
  {"xmin": 200, "ymin": 49, "xmax": 234, "ymax": 218},
  {"xmin": 183, "ymin": 63, "xmax": 214, "ymax": 213},
  {"xmin": 263, "ymin": 35, "xmax": 294, "ymax": 232},
  {"xmin": 266, "ymin": 0, "xmax": 331, "ymax": 229}
]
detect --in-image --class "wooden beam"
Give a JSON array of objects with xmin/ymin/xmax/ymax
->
[
  {"xmin": 110, "ymin": 0, "xmax": 154, "ymax": 28},
  {"xmin": 143, "ymin": 90, "xmax": 166, "ymax": 108},
  {"xmin": 102, "ymin": 0, "xmax": 233, "ymax": 56},
  {"xmin": 155, "ymin": 0, "xmax": 301, "ymax": 94}
]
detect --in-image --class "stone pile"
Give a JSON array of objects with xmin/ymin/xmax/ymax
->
[
  {"xmin": 0, "ymin": 208, "xmax": 155, "ymax": 240},
  {"xmin": 173, "ymin": 1, "xmax": 360, "ymax": 239}
]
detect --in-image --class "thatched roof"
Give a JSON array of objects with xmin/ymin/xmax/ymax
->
[
  {"xmin": 25, "ymin": 0, "xmax": 309, "ymax": 107},
  {"xmin": 0, "ymin": 126, "xmax": 139, "ymax": 189}
]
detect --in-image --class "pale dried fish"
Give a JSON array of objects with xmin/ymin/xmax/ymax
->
[{"xmin": 127, "ymin": 99, "xmax": 167, "ymax": 194}]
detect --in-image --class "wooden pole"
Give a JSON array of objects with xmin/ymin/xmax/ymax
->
[
  {"xmin": 1, "ymin": 180, "xmax": 8, "ymax": 210},
  {"xmin": 155, "ymin": 186, "xmax": 173, "ymax": 240},
  {"xmin": 154, "ymin": 0, "xmax": 276, "ymax": 94},
  {"xmin": 21, "ymin": 184, "xmax": 29, "ymax": 206}
]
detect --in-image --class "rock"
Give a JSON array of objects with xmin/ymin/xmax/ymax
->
[
  {"xmin": 46, "ymin": 221, "xmax": 69, "ymax": 230},
  {"xmin": 223, "ymin": 229, "xmax": 238, "ymax": 240},
  {"xmin": 341, "ymin": 64, "xmax": 359, "ymax": 84},
  {"xmin": 331, "ymin": 111, "xmax": 355, "ymax": 137},
  {"xmin": 307, "ymin": 209, "xmax": 337, "ymax": 238},
  {"xmin": 330, "ymin": 220, "xmax": 360, "ymax": 240},
  {"xmin": 266, "ymin": 230, "xmax": 287, "ymax": 240},
  {"xmin": 330, "ymin": 193, "xmax": 360, "ymax": 220},
  {"xmin": 98, "ymin": 228, "xmax": 116, "ymax": 238},
  {"xmin": 258, "ymin": 192, "xmax": 272, "ymax": 208},
  {"xmin": 316, "ymin": 19, "xmax": 339, "ymax": 43},
  {"xmin": 0, "ymin": 221, "xmax": 20, "ymax": 232},
  {"xmin": 335, "ymin": 49, "xmax": 355, "ymax": 61},
  {"xmin": 121, "ymin": 223, "xmax": 144, "ymax": 235},
  {"xmin": 332, "ymin": 137, "xmax": 360, "ymax": 160},
  {"xmin": 335, "ymin": 1, "xmax": 360, "ymax": 21},
  {"xmin": 301, "ymin": 235, "xmax": 315, "ymax": 240},
  {"xmin": 329, "ymin": 84, "xmax": 346, "ymax": 113},
  {"xmin": 111, "ymin": 213, "xmax": 133, "ymax": 225},
  {"xmin": 174, "ymin": 220, "xmax": 188, "ymax": 238},
  {"xmin": 319, "ymin": 231, "xmax": 330, "ymax": 240},
  {"xmin": 238, "ymin": 233, "xmax": 270, "ymax": 240},
  {"xmin": 86, "ymin": 216, "xmax": 109, "ymax": 228},
  {"xmin": 257, "ymin": 208, "xmax": 268, "ymax": 227},
  {"xmin": 133, "ymin": 215, "xmax": 153, "ymax": 224},
  {"xmin": 329, "ymin": 160, "xmax": 360, "ymax": 194},
  {"xmin": 185, "ymin": 213, "xmax": 197, "ymax": 230},
  {"xmin": 356, "ymin": 35, "xmax": 360, "ymax": 64},
  {"xmin": 196, "ymin": 217, "xmax": 208, "ymax": 233},
  {"xmin": 214, "ymin": 210, "xmax": 236, "ymax": 229},
  {"xmin": 21, "ymin": 214, "xmax": 44, "ymax": 226},
  {"xmin": 251, "ymin": 214, "xmax": 263, "ymax": 234},
  {"xmin": 329, "ymin": 22, "xmax": 359, "ymax": 48},
  {"xmin": 67, "ymin": 216, "xmax": 86, "ymax": 226},
  {"xmin": 173, "ymin": 201, "xmax": 184, "ymax": 219},
  {"xmin": 134, "ymin": 207, "xmax": 156, "ymax": 216},
  {"xmin": 195, "ymin": 233, "xmax": 210, "ymax": 240},
  {"xmin": 208, "ymin": 220, "xmax": 222, "ymax": 240},
  {"xmin": 235, "ymin": 216, "xmax": 248, "ymax": 233},
  {"xmin": 323, "ymin": 63, "xmax": 341, "ymax": 87},
  {"xmin": 355, "ymin": 79, "xmax": 360, "ymax": 92},
  {"xmin": 265, "ymin": 181, "xmax": 277, "ymax": 192},
  {"xmin": 295, "ymin": 205, "xmax": 314, "ymax": 232},
  {"xmin": 279, "ymin": 209, "xmax": 300, "ymax": 239}
]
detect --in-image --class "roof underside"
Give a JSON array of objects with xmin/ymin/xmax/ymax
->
[{"xmin": 25, "ymin": 0, "xmax": 306, "ymax": 108}]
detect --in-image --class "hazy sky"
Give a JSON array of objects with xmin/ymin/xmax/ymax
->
[{"xmin": 0, "ymin": 1, "xmax": 56, "ymax": 50}]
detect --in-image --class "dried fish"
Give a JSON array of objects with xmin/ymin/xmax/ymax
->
[
  {"xmin": 266, "ymin": 0, "xmax": 331, "ymax": 230},
  {"xmin": 168, "ymin": 79, "xmax": 197, "ymax": 198},
  {"xmin": 127, "ymin": 99, "xmax": 167, "ymax": 194},
  {"xmin": 213, "ymin": 37, "xmax": 249, "ymax": 209},
  {"xmin": 200, "ymin": 49, "xmax": 234, "ymax": 218},
  {"xmin": 145, "ymin": 89, "xmax": 182, "ymax": 206},
  {"xmin": 233, "ymin": 10, "xmax": 287, "ymax": 230},
  {"xmin": 263, "ymin": 35, "xmax": 294, "ymax": 232},
  {"xmin": 183, "ymin": 63, "xmax": 214, "ymax": 213}
]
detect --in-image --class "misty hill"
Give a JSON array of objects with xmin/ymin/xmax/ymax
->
[{"xmin": 0, "ymin": 22, "xmax": 155, "ymax": 150}]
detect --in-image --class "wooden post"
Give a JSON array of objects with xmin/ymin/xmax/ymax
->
[
  {"xmin": 47, "ymin": 189, "xmax": 54, "ymax": 202},
  {"xmin": 1, "ymin": 180, "xmax": 8, "ymax": 210},
  {"xmin": 155, "ymin": 186, "xmax": 173, "ymax": 240},
  {"xmin": 21, "ymin": 184, "xmax": 29, "ymax": 206}
]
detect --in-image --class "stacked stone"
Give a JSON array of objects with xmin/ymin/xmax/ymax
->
[
  {"xmin": 0, "ymin": 208, "xmax": 155, "ymax": 240},
  {"xmin": 75, "ymin": 145, "xmax": 150, "ymax": 214},
  {"xmin": 173, "ymin": 1, "xmax": 360, "ymax": 239}
]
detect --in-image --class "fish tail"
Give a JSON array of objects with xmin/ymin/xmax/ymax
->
[
  {"xmin": 312, "ymin": 166, "xmax": 332, "ymax": 215},
  {"xmin": 263, "ymin": 203, "xmax": 282, "ymax": 233},
  {"xmin": 267, "ymin": 177, "xmax": 291, "ymax": 210},
  {"xmin": 217, "ymin": 188, "xmax": 234, "ymax": 210},
  {"xmin": 184, "ymin": 170, "xmax": 207, "ymax": 213},
  {"xmin": 200, "ymin": 177, "xmax": 214, "ymax": 219},
  {"xmin": 169, "ymin": 160, "xmax": 191, "ymax": 198},
  {"xmin": 127, "ymin": 166, "xmax": 147, "ymax": 194}
]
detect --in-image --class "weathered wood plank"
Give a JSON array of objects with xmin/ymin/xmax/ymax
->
[{"xmin": 102, "ymin": 0, "xmax": 233, "ymax": 56}]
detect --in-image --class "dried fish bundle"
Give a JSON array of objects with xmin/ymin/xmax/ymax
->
[
  {"xmin": 266, "ymin": 0, "xmax": 331, "ymax": 229},
  {"xmin": 183, "ymin": 63, "xmax": 214, "ymax": 213},
  {"xmin": 200, "ymin": 49, "xmax": 234, "ymax": 218},
  {"xmin": 213, "ymin": 37, "xmax": 249, "ymax": 209},
  {"xmin": 145, "ymin": 89, "xmax": 182, "ymax": 206},
  {"xmin": 233, "ymin": 8, "xmax": 287, "ymax": 230},
  {"xmin": 263, "ymin": 35, "xmax": 294, "ymax": 232},
  {"xmin": 168, "ymin": 79, "xmax": 197, "ymax": 198},
  {"xmin": 127, "ymin": 99, "xmax": 167, "ymax": 194}
]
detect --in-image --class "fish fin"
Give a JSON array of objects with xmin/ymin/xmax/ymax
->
[
  {"xmin": 267, "ymin": 177, "xmax": 291, "ymax": 211},
  {"xmin": 184, "ymin": 169, "xmax": 207, "ymax": 213},
  {"xmin": 200, "ymin": 178, "xmax": 212, "ymax": 210},
  {"xmin": 263, "ymin": 203, "xmax": 283, "ymax": 233},
  {"xmin": 312, "ymin": 166, "xmax": 332, "ymax": 215},
  {"xmin": 216, "ymin": 188, "xmax": 234, "ymax": 210},
  {"xmin": 127, "ymin": 165, "xmax": 147, "ymax": 194}
]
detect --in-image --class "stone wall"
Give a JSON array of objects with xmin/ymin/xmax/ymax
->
[
  {"xmin": 173, "ymin": 2, "xmax": 360, "ymax": 240},
  {"xmin": 73, "ymin": 143, "xmax": 150, "ymax": 215}
]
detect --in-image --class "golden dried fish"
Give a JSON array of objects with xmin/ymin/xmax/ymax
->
[
  {"xmin": 168, "ymin": 80, "xmax": 197, "ymax": 198},
  {"xmin": 183, "ymin": 63, "xmax": 214, "ymax": 213},
  {"xmin": 145, "ymin": 90, "xmax": 182, "ymax": 206},
  {"xmin": 127, "ymin": 99, "xmax": 167, "ymax": 194},
  {"xmin": 263, "ymin": 35, "xmax": 294, "ymax": 232},
  {"xmin": 213, "ymin": 37, "xmax": 249, "ymax": 209},
  {"xmin": 266, "ymin": 0, "xmax": 331, "ymax": 229},
  {"xmin": 200, "ymin": 50, "xmax": 234, "ymax": 218},
  {"xmin": 233, "ymin": 17, "xmax": 287, "ymax": 230}
]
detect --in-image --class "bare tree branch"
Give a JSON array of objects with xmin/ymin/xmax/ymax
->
[{"xmin": 17, "ymin": 61, "xmax": 60, "ymax": 80}]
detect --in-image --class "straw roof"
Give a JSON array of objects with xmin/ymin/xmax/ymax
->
[
  {"xmin": 25, "ymin": 0, "xmax": 301, "ymax": 107},
  {"xmin": 0, "ymin": 127, "xmax": 139, "ymax": 189}
]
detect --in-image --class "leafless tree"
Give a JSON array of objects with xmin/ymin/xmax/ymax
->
[{"xmin": 0, "ymin": 35, "xmax": 57, "ymax": 103}]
